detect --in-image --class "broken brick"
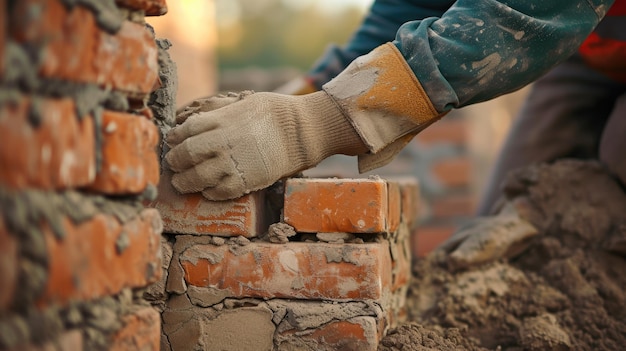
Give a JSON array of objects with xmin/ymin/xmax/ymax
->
[
  {"xmin": 110, "ymin": 306, "xmax": 161, "ymax": 351},
  {"xmin": 150, "ymin": 170, "xmax": 270, "ymax": 237},
  {"xmin": 88, "ymin": 111, "xmax": 159, "ymax": 195},
  {"xmin": 116, "ymin": 0, "xmax": 168, "ymax": 16},
  {"xmin": 276, "ymin": 317, "xmax": 381, "ymax": 351},
  {"xmin": 179, "ymin": 240, "xmax": 393, "ymax": 301},
  {"xmin": 11, "ymin": 0, "xmax": 159, "ymax": 96},
  {"xmin": 283, "ymin": 178, "xmax": 400, "ymax": 234},
  {"xmin": 0, "ymin": 97, "xmax": 95, "ymax": 190},
  {"xmin": 38, "ymin": 208, "xmax": 162, "ymax": 307}
]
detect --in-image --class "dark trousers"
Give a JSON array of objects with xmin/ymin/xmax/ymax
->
[{"xmin": 477, "ymin": 57, "xmax": 626, "ymax": 215}]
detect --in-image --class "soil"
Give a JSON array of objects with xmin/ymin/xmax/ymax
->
[{"xmin": 380, "ymin": 160, "xmax": 626, "ymax": 350}]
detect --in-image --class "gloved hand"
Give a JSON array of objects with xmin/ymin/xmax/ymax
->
[
  {"xmin": 175, "ymin": 91, "xmax": 254, "ymax": 125},
  {"xmin": 166, "ymin": 43, "xmax": 442, "ymax": 200},
  {"xmin": 436, "ymin": 200, "xmax": 539, "ymax": 271},
  {"xmin": 166, "ymin": 91, "xmax": 367, "ymax": 200}
]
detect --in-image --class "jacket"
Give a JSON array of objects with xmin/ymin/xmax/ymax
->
[{"xmin": 307, "ymin": 0, "xmax": 621, "ymax": 112}]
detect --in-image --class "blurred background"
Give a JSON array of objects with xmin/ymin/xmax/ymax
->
[{"xmin": 148, "ymin": 0, "xmax": 530, "ymax": 256}]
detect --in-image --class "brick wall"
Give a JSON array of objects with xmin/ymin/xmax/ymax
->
[
  {"xmin": 0, "ymin": 0, "xmax": 169, "ymax": 349},
  {"xmin": 148, "ymin": 174, "xmax": 418, "ymax": 350}
]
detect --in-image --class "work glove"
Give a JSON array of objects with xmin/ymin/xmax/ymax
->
[
  {"xmin": 166, "ymin": 43, "xmax": 442, "ymax": 200},
  {"xmin": 436, "ymin": 199, "xmax": 539, "ymax": 271}
]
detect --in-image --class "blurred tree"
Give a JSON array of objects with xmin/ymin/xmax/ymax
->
[{"xmin": 216, "ymin": 0, "xmax": 366, "ymax": 70}]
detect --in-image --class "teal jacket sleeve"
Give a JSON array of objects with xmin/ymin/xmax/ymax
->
[
  {"xmin": 307, "ymin": 0, "xmax": 454, "ymax": 88},
  {"xmin": 309, "ymin": 0, "xmax": 612, "ymax": 112},
  {"xmin": 395, "ymin": 0, "xmax": 613, "ymax": 111}
]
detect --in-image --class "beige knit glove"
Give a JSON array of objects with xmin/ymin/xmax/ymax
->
[
  {"xmin": 436, "ymin": 200, "xmax": 539, "ymax": 271},
  {"xmin": 165, "ymin": 91, "xmax": 367, "ymax": 200},
  {"xmin": 166, "ymin": 43, "xmax": 442, "ymax": 200}
]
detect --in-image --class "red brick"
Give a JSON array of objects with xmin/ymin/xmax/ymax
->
[
  {"xmin": 387, "ymin": 181, "xmax": 401, "ymax": 234},
  {"xmin": 11, "ymin": 0, "xmax": 159, "ymax": 96},
  {"xmin": 116, "ymin": 0, "xmax": 168, "ymax": 16},
  {"xmin": 431, "ymin": 193, "xmax": 476, "ymax": 218},
  {"xmin": 415, "ymin": 118, "xmax": 467, "ymax": 145},
  {"xmin": 390, "ymin": 224, "xmax": 411, "ymax": 292},
  {"xmin": 149, "ymin": 170, "xmax": 269, "ymax": 237},
  {"xmin": 0, "ymin": 97, "xmax": 96, "ymax": 190},
  {"xmin": 387, "ymin": 177, "xmax": 421, "ymax": 229},
  {"xmin": 37, "ymin": 208, "xmax": 162, "ymax": 307},
  {"xmin": 277, "ymin": 317, "xmax": 380, "ymax": 351},
  {"xmin": 432, "ymin": 157, "xmax": 472, "ymax": 188},
  {"xmin": 0, "ymin": 217, "xmax": 18, "ymax": 312},
  {"xmin": 110, "ymin": 306, "xmax": 160, "ymax": 351},
  {"xmin": 180, "ymin": 241, "xmax": 393, "ymax": 301},
  {"xmin": 412, "ymin": 225, "xmax": 455, "ymax": 258},
  {"xmin": 284, "ymin": 178, "xmax": 399, "ymax": 234},
  {"xmin": 8, "ymin": 330, "xmax": 83, "ymax": 351},
  {"xmin": 87, "ymin": 111, "xmax": 159, "ymax": 195}
]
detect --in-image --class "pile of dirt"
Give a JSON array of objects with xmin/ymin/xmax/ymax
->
[{"xmin": 381, "ymin": 160, "xmax": 626, "ymax": 350}]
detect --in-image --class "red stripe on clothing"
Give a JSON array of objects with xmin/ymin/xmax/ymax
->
[{"xmin": 607, "ymin": 0, "xmax": 626, "ymax": 16}]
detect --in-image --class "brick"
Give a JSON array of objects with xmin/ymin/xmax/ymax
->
[
  {"xmin": 38, "ymin": 208, "xmax": 162, "ymax": 307},
  {"xmin": 431, "ymin": 193, "xmax": 476, "ymax": 218},
  {"xmin": 0, "ymin": 97, "xmax": 95, "ymax": 190},
  {"xmin": 116, "ymin": 0, "xmax": 168, "ymax": 16},
  {"xmin": 110, "ymin": 306, "xmax": 160, "ymax": 351},
  {"xmin": 284, "ymin": 178, "xmax": 400, "ymax": 234},
  {"xmin": 415, "ymin": 118, "xmax": 467, "ymax": 145},
  {"xmin": 8, "ymin": 330, "xmax": 83, "ymax": 351},
  {"xmin": 276, "ymin": 317, "xmax": 380, "ymax": 351},
  {"xmin": 163, "ymin": 305, "xmax": 275, "ymax": 351},
  {"xmin": 387, "ymin": 181, "xmax": 401, "ymax": 234},
  {"xmin": 432, "ymin": 157, "xmax": 472, "ymax": 188},
  {"xmin": 87, "ymin": 111, "xmax": 159, "ymax": 195},
  {"xmin": 180, "ymin": 241, "xmax": 393, "ymax": 301},
  {"xmin": 387, "ymin": 177, "xmax": 421, "ymax": 229},
  {"xmin": 0, "ymin": 217, "xmax": 18, "ymax": 312},
  {"xmin": 390, "ymin": 224, "xmax": 411, "ymax": 293},
  {"xmin": 412, "ymin": 225, "xmax": 455, "ymax": 258},
  {"xmin": 11, "ymin": 0, "xmax": 159, "ymax": 96},
  {"xmin": 149, "ymin": 170, "xmax": 270, "ymax": 237}
]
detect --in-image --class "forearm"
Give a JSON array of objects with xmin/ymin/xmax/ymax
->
[
  {"xmin": 307, "ymin": 0, "xmax": 452, "ymax": 88},
  {"xmin": 395, "ymin": 0, "xmax": 613, "ymax": 112}
]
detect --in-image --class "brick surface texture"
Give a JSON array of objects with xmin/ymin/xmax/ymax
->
[
  {"xmin": 284, "ymin": 178, "xmax": 400, "ymax": 234},
  {"xmin": 0, "ymin": 97, "xmax": 95, "ymax": 190},
  {"xmin": 0, "ymin": 0, "xmax": 164, "ymax": 349},
  {"xmin": 151, "ymin": 171, "xmax": 270, "ymax": 237},
  {"xmin": 154, "ymin": 176, "xmax": 419, "ymax": 350}
]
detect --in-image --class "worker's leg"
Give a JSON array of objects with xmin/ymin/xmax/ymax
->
[
  {"xmin": 599, "ymin": 93, "xmax": 626, "ymax": 186},
  {"xmin": 477, "ymin": 59, "xmax": 626, "ymax": 215}
]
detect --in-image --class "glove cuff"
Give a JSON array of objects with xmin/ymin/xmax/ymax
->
[{"xmin": 322, "ymin": 43, "xmax": 444, "ymax": 172}]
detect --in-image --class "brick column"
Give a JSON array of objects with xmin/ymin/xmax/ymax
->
[
  {"xmin": 0, "ymin": 0, "xmax": 168, "ymax": 349},
  {"xmin": 148, "ymin": 175, "xmax": 418, "ymax": 350}
]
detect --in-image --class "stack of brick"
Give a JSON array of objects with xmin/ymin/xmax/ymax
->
[
  {"xmin": 0, "ymin": 0, "xmax": 169, "ymax": 349},
  {"xmin": 149, "ymin": 173, "xmax": 419, "ymax": 350}
]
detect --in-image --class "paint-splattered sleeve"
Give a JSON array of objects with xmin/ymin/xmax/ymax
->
[
  {"xmin": 307, "ymin": 0, "xmax": 454, "ymax": 89},
  {"xmin": 394, "ymin": 0, "xmax": 613, "ymax": 112}
]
